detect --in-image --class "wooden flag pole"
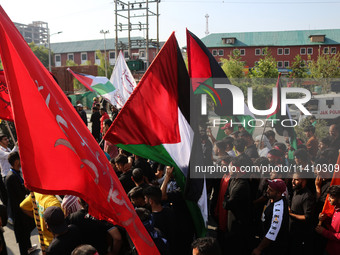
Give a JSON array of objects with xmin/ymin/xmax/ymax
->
[
  {"xmin": 4, "ymin": 121, "xmax": 15, "ymax": 143},
  {"xmin": 30, "ymin": 192, "xmax": 46, "ymax": 254}
]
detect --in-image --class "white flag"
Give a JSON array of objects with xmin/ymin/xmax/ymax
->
[{"xmin": 110, "ymin": 51, "xmax": 137, "ymax": 108}]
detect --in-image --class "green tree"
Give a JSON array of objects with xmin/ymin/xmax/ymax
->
[
  {"xmin": 220, "ymin": 49, "xmax": 245, "ymax": 79},
  {"xmin": 249, "ymin": 48, "xmax": 278, "ymax": 79},
  {"xmin": 294, "ymin": 116, "xmax": 328, "ymax": 142},
  {"xmin": 291, "ymin": 55, "xmax": 308, "ymax": 78},
  {"xmin": 66, "ymin": 60, "xmax": 77, "ymax": 66},
  {"xmin": 308, "ymin": 52, "xmax": 340, "ymax": 93},
  {"xmin": 29, "ymin": 43, "xmax": 49, "ymax": 68},
  {"xmin": 95, "ymin": 50, "xmax": 113, "ymax": 78}
]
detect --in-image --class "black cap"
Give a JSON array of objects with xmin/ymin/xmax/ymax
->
[{"xmin": 43, "ymin": 206, "xmax": 67, "ymax": 234}]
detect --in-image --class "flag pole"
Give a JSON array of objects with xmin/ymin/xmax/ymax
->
[
  {"xmin": 258, "ymin": 121, "xmax": 268, "ymax": 150},
  {"xmin": 30, "ymin": 192, "xmax": 46, "ymax": 254},
  {"xmin": 5, "ymin": 121, "xmax": 15, "ymax": 143}
]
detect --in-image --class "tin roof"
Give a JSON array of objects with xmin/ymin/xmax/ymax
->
[{"xmin": 201, "ymin": 29, "xmax": 340, "ymax": 48}]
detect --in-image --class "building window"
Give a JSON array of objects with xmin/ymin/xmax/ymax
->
[
  {"xmin": 218, "ymin": 50, "xmax": 224, "ymax": 56},
  {"xmin": 139, "ymin": 50, "xmax": 145, "ymax": 58},
  {"xmin": 277, "ymin": 61, "xmax": 283, "ymax": 68},
  {"xmin": 309, "ymin": 35, "xmax": 325, "ymax": 43},
  {"xmin": 55, "ymin": 54, "xmax": 61, "ymax": 67},
  {"xmin": 212, "ymin": 50, "xmax": 217, "ymax": 56},
  {"xmin": 222, "ymin": 38, "xmax": 236, "ymax": 44},
  {"xmin": 67, "ymin": 53, "xmax": 74, "ymax": 61},
  {"xmin": 255, "ymin": 49, "xmax": 261, "ymax": 56},
  {"xmin": 277, "ymin": 48, "xmax": 283, "ymax": 55},
  {"xmin": 109, "ymin": 51, "xmax": 115, "ymax": 65},
  {"xmin": 262, "ymin": 48, "xmax": 267, "ymax": 55},
  {"xmin": 95, "ymin": 53, "xmax": 101, "ymax": 65},
  {"xmin": 331, "ymin": 47, "xmax": 337, "ymax": 54},
  {"xmin": 240, "ymin": 49, "xmax": 245, "ymax": 56},
  {"xmin": 81, "ymin": 52, "xmax": 87, "ymax": 64},
  {"xmin": 300, "ymin": 48, "xmax": 306, "ymax": 55},
  {"xmin": 124, "ymin": 51, "xmax": 129, "ymax": 58},
  {"xmin": 284, "ymin": 48, "xmax": 290, "ymax": 55},
  {"xmin": 284, "ymin": 61, "xmax": 289, "ymax": 68},
  {"xmin": 324, "ymin": 47, "xmax": 329, "ymax": 54},
  {"xmin": 307, "ymin": 48, "xmax": 313, "ymax": 55}
]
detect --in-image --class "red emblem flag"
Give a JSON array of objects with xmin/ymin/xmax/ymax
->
[
  {"xmin": 0, "ymin": 6, "xmax": 159, "ymax": 254},
  {"xmin": 0, "ymin": 70, "xmax": 13, "ymax": 121}
]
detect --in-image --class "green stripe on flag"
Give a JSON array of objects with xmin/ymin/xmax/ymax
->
[
  {"xmin": 116, "ymin": 143, "xmax": 207, "ymax": 237},
  {"xmin": 92, "ymin": 81, "xmax": 115, "ymax": 95}
]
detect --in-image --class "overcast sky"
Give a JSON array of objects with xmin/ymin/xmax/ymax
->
[{"xmin": 2, "ymin": 0, "xmax": 340, "ymax": 47}]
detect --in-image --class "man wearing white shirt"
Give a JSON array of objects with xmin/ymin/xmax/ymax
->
[
  {"xmin": 0, "ymin": 133, "xmax": 18, "ymax": 223},
  {"xmin": 0, "ymin": 134, "xmax": 18, "ymax": 177}
]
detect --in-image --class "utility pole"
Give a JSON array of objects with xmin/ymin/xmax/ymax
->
[
  {"xmin": 100, "ymin": 30, "xmax": 109, "ymax": 77},
  {"xmin": 205, "ymin": 14, "xmax": 209, "ymax": 35},
  {"xmin": 114, "ymin": 0, "xmax": 159, "ymax": 70},
  {"xmin": 156, "ymin": 0, "xmax": 159, "ymax": 53},
  {"xmin": 48, "ymin": 29, "xmax": 62, "ymax": 72},
  {"xmin": 115, "ymin": 0, "xmax": 118, "ymax": 64},
  {"xmin": 146, "ymin": 0, "xmax": 149, "ymax": 68}
]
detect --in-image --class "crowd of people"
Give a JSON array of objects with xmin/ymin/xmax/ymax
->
[{"xmin": 0, "ymin": 97, "xmax": 339, "ymax": 255}]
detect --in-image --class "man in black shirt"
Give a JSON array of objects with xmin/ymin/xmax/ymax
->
[
  {"xmin": 144, "ymin": 186, "xmax": 178, "ymax": 254},
  {"xmin": 240, "ymin": 131, "xmax": 259, "ymax": 161},
  {"xmin": 289, "ymin": 173, "xmax": 315, "ymax": 255},
  {"xmin": 115, "ymin": 154, "xmax": 135, "ymax": 194},
  {"xmin": 44, "ymin": 206, "xmax": 82, "ymax": 255},
  {"xmin": 90, "ymin": 107, "xmax": 101, "ymax": 142},
  {"xmin": 223, "ymin": 156, "xmax": 252, "ymax": 254},
  {"xmin": 76, "ymin": 104, "xmax": 88, "ymax": 126},
  {"xmin": 5, "ymin": 152, "xmax": 35, "ymax": 255},
  {"xmin": 252, "ymin": 179, "xmax": 289, "ymax": 255}
]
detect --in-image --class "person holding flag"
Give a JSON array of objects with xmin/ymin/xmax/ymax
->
[{"xmin": 316, "ymin": 185, "xmax": 340, "ymax": 255}]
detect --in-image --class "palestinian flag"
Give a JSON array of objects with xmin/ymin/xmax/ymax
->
[
  {"xmin": 186, "ymin": 29, "xmax": 254, "ymax": 135},
  {"xmin": 267, "ymin": 74, "xmax": 297, "ymax": 153},
  {"xmin": 67, "ymin": 68, "xmax": 117, "ymax": 105},
  {"xmin": 104, "ymin": 32, "xmax": 207, "ymax": 237}
]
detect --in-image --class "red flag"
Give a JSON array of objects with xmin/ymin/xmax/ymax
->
[
  {"xmin": 0, "ymin": 6, "xmax": 159, "ymax": 254},
  {"xmin": 0, "ymin": 70, "xmax": 13, "ymax": 121},
  {"xmin": 321, "ymin": 151, "xmax": 340, "ymax": 217}
]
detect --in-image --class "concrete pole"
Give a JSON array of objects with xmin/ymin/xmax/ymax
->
[{"xmin": 146, "ymin": 0, "xmax": 149, "ymax": 69}]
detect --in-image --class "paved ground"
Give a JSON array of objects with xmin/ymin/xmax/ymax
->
[{"xmin": 4, "ymin": 224, "xmax": 41, "ymax": 255}]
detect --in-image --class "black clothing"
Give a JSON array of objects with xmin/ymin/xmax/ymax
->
[
  {"xmin": 245, "ymin": 144, "xmax": 259, "ymax": 159},
  {"xmin": 90, "ymin": 111, "xmax": 101, "ymax": 141},
  {"xmin": 5, "ymin": 170, "xmax": 35, "ymax": 255},
  {"xmin": 289, "ymin": 187, "xmax": 315, "ymax": 255},
  {"xmin": 111, "ymin": 110, "xmax": 119, "ymax": 121},
  {"xmin": 67, "ymin": 209, "xmax": 112, "ymax": 255},
  {"xmin": 223, "ymin": 178, "xmax": 252, "ymax": 254},
  {"xmin": 78, "ymin": 109, "xmax": 88, "ymax": 126},
  {"xmin": 119, "ymin": 170, "xmax": 135, "ymax": 194},
  {"xmin": 0, "ymin": 205, "xmax": 7, "ymax": 255},
  {"xmin": 134, "ymin": 158, "xmax": 155, "ymax": 182},
  {"xmin": 0, "ymin": 177, "xmax": 7, "ymax": 207},
  {"xmin": 315, "ymin": 178, "xmax": 331, "ymax": 215},
  {"xmin": 166, "ymin": 189, "xmax": 195, "ymax": 255},
  {"xmin": 46, "ymin": 224, "xmax": 82, "ymax": 255},
  {"xmin": 330, "ymin": 137, "xmax": 340, "ymax": 151},
  {"xmin": 262, "ymin": 197, "xmax": 289, "ymax": 255},
  {"xmin": 152, "ymin": 207, "xmax": 177, "ymax": 254}
]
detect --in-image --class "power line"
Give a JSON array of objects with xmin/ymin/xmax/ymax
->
[{"xmin": 164, "ymin": 0, "xmax": 340, "ymax": 4}]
